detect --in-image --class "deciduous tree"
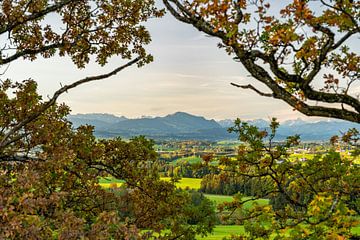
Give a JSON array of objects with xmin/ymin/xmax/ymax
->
[
  {"xmin": 0, "ymin": 1, "xmax": 216, "ymax": 239},
  {"xmin": 212, "ymin": 119, "xmax": 360, "ymax": 239}
]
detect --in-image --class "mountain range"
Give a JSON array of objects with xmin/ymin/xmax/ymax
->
[{"xmin": 68, "ymin": 112, "xmax": 359, "ymax": 141}]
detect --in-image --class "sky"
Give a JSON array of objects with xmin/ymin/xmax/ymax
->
[{"xmin": 2, "ymin": 1, "xmax": 358, "ymax": 122}]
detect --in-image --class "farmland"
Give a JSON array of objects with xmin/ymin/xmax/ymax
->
[
  {"xmin": 100, "ymin": 176, "xmax": 360, "ymax": 239},
  {"xmin": 162, "ymin": 177, "xmax": 202, "ymax": 189},
  {"xmin": 204, "ymin": 194, "xmax": 233, "ymax": 206},
  {"xmin": 99, "ymin": 177, "xmax": 201, "ymax": 189},
  {"xmin": 98, "ymin": 140, "xmax": 360, "ymax": 239}
]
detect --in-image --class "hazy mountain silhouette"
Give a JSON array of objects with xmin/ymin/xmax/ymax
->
[
  {"xmin": 68, "ymin": 112, "xmax": 359, "ymax": 141},
  {"xmin": 68, "ymin": 113, "xmax": 127, "ymax": 129}
]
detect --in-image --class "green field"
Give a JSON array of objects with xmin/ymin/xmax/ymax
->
[
  {"xmin": 98, "ymin": 177, "xmax": 359, "ymax": 239},
  {"xmin": 98, "ymin": 177, "xmax": 125, "ymax": 184},
  {"xmin": 196, "ymin": 225, "xmax": 360, "ymax": 239},
  {"xmin": 98, "ymin": 177, "xmax": 125, "ymax": 188},
  {"xmin": 152, "ymin": 225, "xmax": 245, "ymax": 240},
  {"xmin": 99, "ymin": 178, "xmax": 268, "ymax": 209},
  {"xmin": 289, "ymin": 151, "xmax": 360, "ymax": 163},
  {"xmin": 205, "ymin": 194, "xmax": 268, "ymax": 207},
  {"xmin": 353, "ymin": 226, "xmax": 360, "ymax": 235},
  {"xmin": 204, "ymin": 194, "xmax": 233, "ymax": 206},
  {"xmin": 162, "ymin": 177, "xmax": 202, "ymax": 189},
  {"xmin": 197, "ymin": 225, "xmax": 244, "ymax": 240},
  {"xmin": 99, "ymin": 177, "xmax": 202, "ymax": 189}
]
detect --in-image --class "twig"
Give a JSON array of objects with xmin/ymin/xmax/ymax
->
[{"xmin": 231, "ymin": 82, "xmax": 274, "ymax": 97}]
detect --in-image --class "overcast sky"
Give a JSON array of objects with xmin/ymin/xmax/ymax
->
[{"xmin": 3, "ymin": 2, "xmax": 358, "ymax": 122}]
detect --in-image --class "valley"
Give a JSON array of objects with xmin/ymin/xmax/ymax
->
[{"xmin": 98, "ymin": 138, "xmax": 360, "ymax": 239}]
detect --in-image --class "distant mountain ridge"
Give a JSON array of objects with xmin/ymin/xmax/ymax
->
[
  {"xmin": 68, "ymin": 112, "xmax": 359, "ymax": 141},
  {"xmin": 69, "ymin": 112, "xmax": 223, "ymax": 140},
  {"xmin": 68, "ymin": 113, "xmax": 127, "ymax": 129}
]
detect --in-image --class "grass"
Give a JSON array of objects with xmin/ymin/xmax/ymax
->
[
  {"xmin": 204, "ymin": 194, "xmax": 233, "ymax": 206},
  {"xmin": 197, "ymin": 225, "xmax": 244, "ymax": 240},
  {"xmin": 98, "ymin": 177, "xmax": 124, "ymax": 188},
  {"xmin": 99, "ymin": 177, "xmax": 202, "ymax": 189},
  {"xmin": 149, "ymin": 225, "xmax": 245, "ymax": 240},
  {"xmin": 288, "ymin": 153, "xmax": 316, "ymax": 161},
  {"xmin": 162, "ymin": 177, "xmax": 202, "ymax": 189},
  {"xmin": 289, "ymin": 151, "xmax": 360, "ymax": 163},
  {"xmin": 241, "ymin": 197, "xmax": 269, "ymax": 209},
  {"xmin": 99, "ymin": 182, "xmax": 122, "ymax": 188},
  {"xmin": 196, "ymin": 225, "xmax": 360, "ymax": 240},
  {"xmin": 98, "ymin": 177, "xmax": 359, "ymax": 239},
  {"xmin": 99, "ymin": 178, "xmax": 268, "ymax": 209},
  {"xmin": 353, "ymin": 227, "xmax": 360, "ymax": 236},
  {"xmin": 204, "ymin": 194, "xmax": 268, "ymax": 208},
  {"xmin": 98, "ymin": 177, "xmax": 125, "ymax": 184}
]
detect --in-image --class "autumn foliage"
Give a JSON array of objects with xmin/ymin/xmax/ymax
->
[
  {"xmin": 0, "ymin": 1, "xmax": 216, "ymax": 239},
  {"xmin": 203, "ymin": 119, "xmax": 360, "ymax": 239},
  {"xmin": 0, "ymin": 82, "xmax": 217, "ymax": 239},
  {"xmin": 163, "ymin": 0, "xmax": 360, "ymax": 123}
]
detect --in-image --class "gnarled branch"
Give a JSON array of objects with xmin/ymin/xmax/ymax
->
[{"xmin": 163, "ymin": 0, "xmax": 360, "ymax": 123}]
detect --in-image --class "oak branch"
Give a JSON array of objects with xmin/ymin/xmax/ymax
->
[{"xmin": 163, "ymin": 0, "xmax": 360, "ymax": 123}]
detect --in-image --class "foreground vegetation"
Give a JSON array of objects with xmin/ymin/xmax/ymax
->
[
  {"xmin": 1, "ymin": 1, "xmax": 359, "ymax": 239},
  {"xmin": 96, "ymin": 119, "xmax": 360, "ymax": 239},
  {"xmin": 100, "ymin": 171, "xmax": 360, "ymax": 239}
]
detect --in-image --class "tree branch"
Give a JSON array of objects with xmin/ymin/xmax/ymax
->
[
  {"xmin": 231, "ymin": 83, "xmax": 273, "ymax": 97},
  {"xmin": 0, "ymin": 0, "xmax": 77, "ymax": 35},
  {"xmin": 0, "ymin": 57, "xmax": 141, "ymax": 149},
  {"xmin": 163, "ymin": 0, "xmax": 228, "ymax": 40},
  {"xmin": 163, "ymin": 0, "xmax": 360, "ymax": 123},
  {"xmin": 302, "ymin": 86, "xmax": 360, "ymax": 113},
  {"xmin": 0, "ymin": 43, "xmax": 64, "ymax": 65},
  {"xmin": 0, "ymin": 154, "xmax": 42, "ymax": 163}
]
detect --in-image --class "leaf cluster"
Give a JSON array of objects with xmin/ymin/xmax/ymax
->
[
  {"xmin": 0, "ymin": 80, "xmax": 216, "ymax": 239},
  {"xmin": 210, "ymin": 119, "xmax": 360, "ymax": 239},
  {"xmin": 0, "ymin": 0, "xmax": 164, "ymax": 67},
  {"xmin": 163, "ymin": 0, "xmax": 360, "ymax": 122}
]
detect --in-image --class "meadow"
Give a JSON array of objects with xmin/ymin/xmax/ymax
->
[
  {"xmin": 161, "ymin": 177, "xmax": 202, "ymax": 189},
  {"xmin": 196, "ymin": 225, "xmax": 360, "ymax": 239},
  {"xmin": 99, "ymin": 177, "xmax": 201, "ymax": 188},
  {"xmin": 98, "ymin": 176, "xmax": 202, "ymax": 189},
  {"xmin": 204, "ymin": 194, "xmax": 233, "ymax": 206},
  {"xmin": 197, "ymin": 225, "xmax": 245, "ymax": 240},
  {"xmin": 98, "ymin": 177, "xmax": 125, "ymax": 188},
  {"xmin": 99, "ymin": 177, "xmax": 360, "ymax": 239}
]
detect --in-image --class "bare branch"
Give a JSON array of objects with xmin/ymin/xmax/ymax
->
[{"xmin": 231, "ymin": 83, "xmax": 273, "ymax": 97}]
